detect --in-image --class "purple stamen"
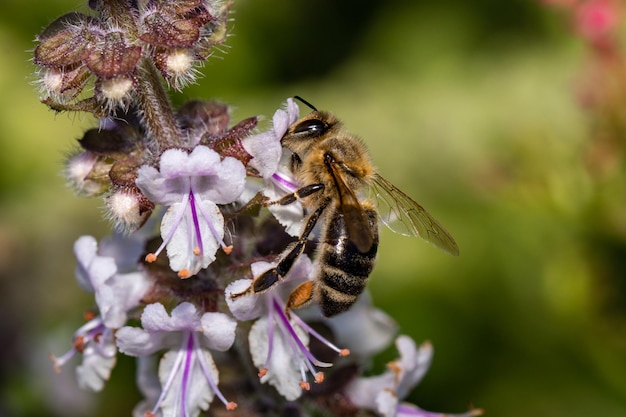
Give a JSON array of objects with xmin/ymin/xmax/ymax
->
[
  {"xmin": 272, "ymin": 298, "xmax": 331, "ymax": 370},
  {"xmin": 272, "ymin": 172, "xmax": 299, "ymax": 192},
  {"xmin": 151, "ymin": 193, "xmax": 191, "ymax": 258},
  {"xmin": 150, "ymin": 337, "xmax": 187, "ymax": 415},
  {"xmin": 262, "ymin": 297, "xmax": 276, "ymax": 372},
  {"xmin": 396, "ymin": 404, "xmax": 443, "ymax": 417},
  {"xmin": 189, "ymin": 191, "xmax": 204, "ymax": 256},
  {"xmin": 180, "ymin": 332, "xmax": 194, "ymax": 417},
  {"xmin": 194, "ymin": 194, "xmax": 229, "ymax": 250},
  {"xmin": 193, "ymin": 333, "xmax": 237, "ymax": 410},
  {"xmin": 291, "ymin": 314, "xmax": 348, "ymax": 357}
]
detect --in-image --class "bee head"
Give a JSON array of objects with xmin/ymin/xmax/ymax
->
[{"xmin": 282, "ymin": 111, "xmax": 338, "ymax": 153}]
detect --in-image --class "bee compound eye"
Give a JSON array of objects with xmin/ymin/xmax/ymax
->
[{"xmin": 293, "ymin": 119, "xmax": 327, "ymax": 137}]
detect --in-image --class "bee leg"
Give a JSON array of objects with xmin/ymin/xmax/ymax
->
[
  {"xmin": 285, "ymin": 281, "xmax": 314, "ymax": 316},
  {"xmin": 264, "ymin": 183, "xmax": 324, "ymax": 206},
  {"xmin": 231, "ymin": 200, "xmax": 330, "ymax": 299}
]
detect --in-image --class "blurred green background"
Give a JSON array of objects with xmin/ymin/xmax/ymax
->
[{"xmin": 2, "ymin": 0, "xmax": 626, "ymax": 416}]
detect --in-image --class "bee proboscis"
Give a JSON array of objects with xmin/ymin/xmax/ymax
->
[{"xmin": 234, "ymin": 97, "xmax": 459, "ymax": 316}]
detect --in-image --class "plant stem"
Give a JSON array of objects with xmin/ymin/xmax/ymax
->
[{"xmin": 136, "ymin": 57, "xmax": 181, "ymax": 151}]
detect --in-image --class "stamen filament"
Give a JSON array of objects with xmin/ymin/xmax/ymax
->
[
  {"xmin": 273, "ymin": 299, "xmax": 332, "ymax": 368},
  {"xmin": 188, "ymin": 191, "xmax": 204, "ymax": 257},
  {"xmin": 150, "ymin": 337, "xmax": 187, "ymax": 415},
  {"xmin": 193, "ymin": 190, "xmax": 230, "ymax": 252},
  {"xmin": 180, "ymin": 333, "xmax": 194, "ymax": 417},
  {"xmin": 272, "ymin": 172, "xmax": 299, "ymax": 193},
  {"xmin": 193, "ymin": 333, "xmax": 237, "ymax": 410},
  {"xmin": 146, "ymin": 193, "xmax": 191, "ymax": 262},
  {"xmin": 292, "ymin": 314, "xmax": 350, "ymax": 357}
]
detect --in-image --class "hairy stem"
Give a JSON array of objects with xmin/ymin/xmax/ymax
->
[
  {"xmin": 136, "ymin": 57, "xmax": 181, "ymax": 151},
  {"xmin": 96, "ymin": 0, "xmax": 180, "ymax": 152}
]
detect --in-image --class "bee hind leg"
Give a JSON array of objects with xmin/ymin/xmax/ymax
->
[{"xmin": 285, "ymin": 280, "xmax": 315, "ymax": 316}]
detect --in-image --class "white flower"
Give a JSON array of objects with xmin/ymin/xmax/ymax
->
[
  {"xmin": 345, "ymin": 336, "xmax": 483, "ymax": 417},
  {"xmin": 242, "ymin": 98, "xmax": 299, "ymax": 179},
  {"xmin": 225, "ymin": 257, "xmax": 349, "ymax": 400},
  {"xmin": 51, "ymin": 235, "xmax": 152, "ymax": 392},
  {"xmin": 116, "ymin": 302, "xmax": 238, "ymax": 416},
  {"xmin": 136, "ymin": 145, "xmax": 246, "ymax": 278},
  {"xmin": 242, "ymin": 98, "xmax": 305, "ymax": 236}
]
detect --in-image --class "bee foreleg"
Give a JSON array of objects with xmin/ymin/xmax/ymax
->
[{"xmin": 264, "ymin": 183, "xmax": 325, "ymax": 206}]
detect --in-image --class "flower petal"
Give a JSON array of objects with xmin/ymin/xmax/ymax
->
[
  {"xmin": 157, "ymin": 347, "xmax": 216, "ymax": 417},
  {"xmin": 194, "ymin": 156, "xmax": 246, "ymax": 204},
  {"xmin": 249, "ymin": 316, "xmax": 307, "ymax": 401},
  {"xmin": 74, "ymin": 235, "xmax": 117, "ymax": 293},
  {"xmin": 224, "ymin": 279, "xmax": 264, "ymax": 321},
  {"xmin": 116, "ymin": 326, "xmax": 169, "ymax": 356},
  {"xmin": 75, "ymin": 331, "xmax": 117, "ymax": 392},
  {"xmin": 242, "ymin": 130, "xmax": 282, "ymax": 178},
  {"xmin": 200, "ymin": 312, "xmax": 237, "ymax": 351},
  {"xmin": 161, "ymin": 200, "xmax": 223, "ymax": 276},
  {"xmin": 325, "ymin": 292, "xmax": 398, "ymax": 359},
  {"xmin": 98, "ymin": 271, "xmax": 152, "ymax": 329},
  {"xmin": 395, "ymin": 337, "xmax": 433, "ymax": 399}
]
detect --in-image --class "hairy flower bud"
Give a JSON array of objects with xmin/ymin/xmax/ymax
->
[
  {"xmin": 107, "ymin": 187, "xmax": 154, "ymax": 233},
  {"xmin": 65, "ymin": 151, "xmax": 113, "ymax": 196},
  {"xmin": 96, "ymin": 75, "xmax": 136, "ymax": 110},
  {"xmin": 155, "ymin": 48, "xmax": 198, "ymax": 89}
]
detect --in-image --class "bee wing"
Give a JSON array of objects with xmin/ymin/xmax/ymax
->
[
  {"xmin": 371, "ymin": 173, "xmax": 459, "ymax": 256},
  {"xmin": 327, "ymin": 163, "xmax": 375, "ymax": 253}
]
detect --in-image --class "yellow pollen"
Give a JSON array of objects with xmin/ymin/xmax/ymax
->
[
  {"xmin": 178, "ymin": 269, "xmax": 191, "ymax": 279},
  {"xmin": 258, "ymin": 368, "xmax": 268, "ymax": 378},
  {"xmin": 145, "ymin": 253, "xmax": 157, "ymax": 263}
]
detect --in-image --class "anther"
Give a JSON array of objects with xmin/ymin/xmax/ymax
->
[
  {"xmin": 49, "ymin": 354, "xmax": 62, "ymax": 374},
  {"xmin": 258, "ymin": 368, "xmax": 268, "ymax": 378},
  {"xmin": 314, "ymin": 372, "xmax": 324, "ymax": 384},
  {"xmin": 145, "ymin": 253, "xmax": 157, "ymax": 263},
  {"xmin": 177, "ymin": 269, "xmax": 191, "ymax": 279},
  {"xmin": 225, "ymin": 402, "xmax": 237, "ymax": 411},
  {"xmin": 299, "ymin": 381, "xmax": 311, "ymax": 391},
  {"xmin": 73, "ymin": 336, "xmax": 86, "ymax": 352}
]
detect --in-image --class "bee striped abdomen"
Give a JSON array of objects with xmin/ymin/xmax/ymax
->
[{"xmin": 317, "ymin": 207, "xmax": 379, "ymax": 316}]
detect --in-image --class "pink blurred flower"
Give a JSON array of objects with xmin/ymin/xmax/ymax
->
[{"xmin": 575, "ymin": 0, "xmax": 622, "ymax": 44}]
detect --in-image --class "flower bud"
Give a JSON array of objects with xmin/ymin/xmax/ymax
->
[
  {"xmin": 106, "ymin": 187, "xmax": 154, "ymax": 233},
  {"xmin": 65, "ymin": 151, "xmax": 113, "ymax": 196},
  {"xmin": 155, "ymin": 48, "xmax": 198, "ymax": 89},
  {"xmin": 96, "ymin": 75, "xmax": 135, "ymax": 110}
]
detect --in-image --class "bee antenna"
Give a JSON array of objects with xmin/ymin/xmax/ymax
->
[{"xmin": 293, "ymin": 96, "xmax": 318, "ymax": 112}]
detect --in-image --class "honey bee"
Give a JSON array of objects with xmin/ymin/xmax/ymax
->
[{"xmin": 236, "ymin": 97, "xmax": 459, "ymax": 317}]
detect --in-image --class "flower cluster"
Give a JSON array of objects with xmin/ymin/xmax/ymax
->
[
  {"xmin": 34, "ymin": 0, "xmax": 230, "ymax": 114},
  {"xmin": 36, "ymin": 1, "xmax": 480, "ymax": 416}
]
